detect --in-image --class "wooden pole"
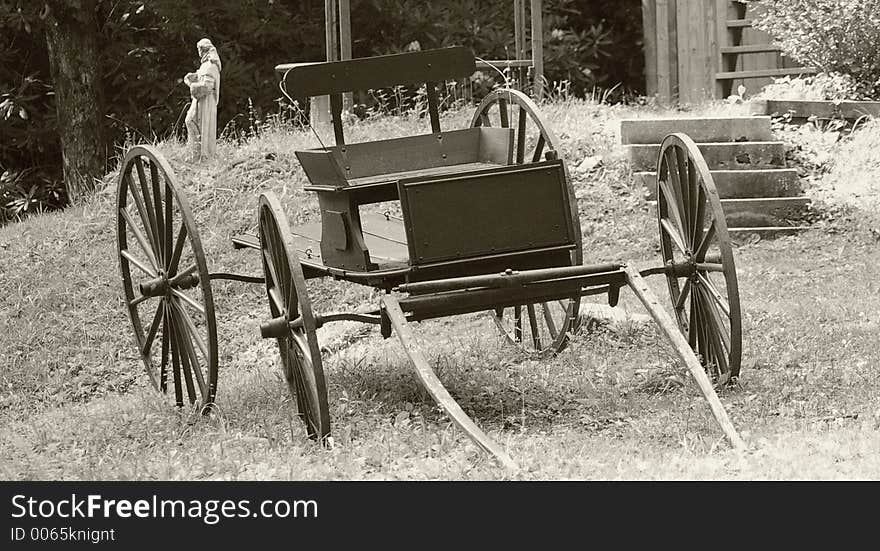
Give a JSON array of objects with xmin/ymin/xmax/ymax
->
[
  {"xmin": 624, "ymin": 267, "xmax": 747, "ymax": 451},
  {"xmin": 338, "ymin": 0, "xmax": 352, "ymax": 111},
  {"xmin": 382, "ymin": 296, "xmax": 520, "ymax": 471},
  {"xmin": 641, "ymin": 0, "xmax": 658, "ymax": 97},
  {"xmin": 530, "ymin": 0, "xmax": 544, "ymax": 100}
]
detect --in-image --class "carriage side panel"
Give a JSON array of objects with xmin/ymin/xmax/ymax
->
[{"xmin": 398, "ymin": 160, "xmax": 576, "ymax": 268}]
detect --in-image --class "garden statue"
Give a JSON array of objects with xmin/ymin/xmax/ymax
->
[{"xmin": 184, "ymin": 38, "xmax": 222, "ymax": 161}]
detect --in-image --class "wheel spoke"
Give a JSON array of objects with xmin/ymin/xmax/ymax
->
[
  {"xmin": 696, "ymin": 272, "xmax": 731, "ymax": 318},
  {"xmin": 659, "ymin": 178, "xmax": 686, "ymax": 240},
  {"xmin": 697, "ymin": 284, "xmax": 731, "ymax": 354},
  {"xmin": 120, "ymin": 208, "xmax": 159, "ymax": 270},
  {"xmin": 694, "ymin": 220, "xmax": 716, "ymax": 261},
  {"xmin": 135, "ymin": 157, "xmax": 162, "ymax": 257},
  {"xmin": 170, "ymin": 288, "xmax": 205, "ymax": 316},
  {"xmin": 690, "ymin": 163, "xmax": 704, "ymax": 247},
  {"xmin": 514, "ymin": 305, "xmax": 523, "ymax": 343},
  {"xmin": 164, "ymin": 182, "xmax": 174, "ymax": 271},
  {"xmin": 170, "ymin": 297, "xmax": 209, "ymax": 361},
  {"xmin": 168, "ymin": 309, "xmax": 184, "ymax": 406},
  {"xmin": 660, "ymin": 218, "xmax": 688, "ymax": 255},
  {"xmin": 663, "ymin": 150, "xmax": 689, "ymax": 240},
  {"xmin": 170, "ymin": 301, "xmax": 208, "ymax": 400},
  {"xmin": 121, "ymin": 249, "xmax": 157, "ymax": 277},
  {"xmin": 168, "ymin": 223, "xmax": 188, "ymax": 276},
  {"xmin": 268, "ymin": 285, "xmax": 286, "ymax": 315},
  {"xmin": 498, "ymin": 97, "xmax": 509, "ymax": 127},
  {"xmin": 126, "ymin": 174, "xmax": 158, "ymax": 253},
  {"xmin": 516, "ymin": 105, "xmax": 527, "ymax": 163},
  {"xmin": 674, "ymin": 147, "xmax": 691, "ymax": 242},
  {"xmin": 526, "ymin": 304, "xmax": 542, "ymax": 350},
  {"xmin": 160, "ymin": 306, "xmax": 169, "ymax": 393},
  {"xmin": 171, "ymin": 308, "xmax": 198, "ymax": 403},
  {"xmin": 674, "ymin": 278, "xmax": 692, "ymax": 312},
  {"xmin": 149, "ymin": 160, "xmax": 166, "ymax": 266},
  {"xmin": 531, "ymin": 134, "xmax": 546, "ymax": 163},
  {"xmin": 541, "ymin": 302, "xmax": 558, "ymax": 339},
  {"xmin": 479, "ymin": 112, "xmax": 491, "ymax": 127},
  {"xmin": 141, "ymin": 301, "xmax": 164, "ymax": 357},
  {"xmin": 696, "ymin": 285, "xmax": 730, "ymax": 374}
]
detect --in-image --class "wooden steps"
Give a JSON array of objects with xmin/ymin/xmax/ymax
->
[
  {"xmin": 620, "ymin": 116, "xmax": 774, "ymax": 144},
  {"xmin": 621, "ymin": 116, "xmax": 810, "ymax": 236},
  {"xmin": 636, "ymin": 169, "xmax": 801, "ymax": 200}
]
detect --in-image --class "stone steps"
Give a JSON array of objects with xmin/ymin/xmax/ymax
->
[{"xmin": 620, "ymin": 116, "xmax": 810, "ymax": 236}]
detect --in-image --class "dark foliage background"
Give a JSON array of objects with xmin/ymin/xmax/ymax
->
[{"xmin": 0, "ymin": 0, "xmax": 644, "ymax": 223}]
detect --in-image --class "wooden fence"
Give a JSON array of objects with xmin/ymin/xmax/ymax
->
[{"xmin": 642, "ymin": 0, "xmax": 816, "ymax": 104}]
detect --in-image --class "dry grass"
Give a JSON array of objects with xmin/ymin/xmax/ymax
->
[{"xmin": 2, "ymin": 98, "xmax": 880, "ymax": 480}]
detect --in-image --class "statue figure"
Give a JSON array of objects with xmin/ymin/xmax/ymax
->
[{"xmin": 184, "ymin": 38, "xmax": 221, "ymax": 161}]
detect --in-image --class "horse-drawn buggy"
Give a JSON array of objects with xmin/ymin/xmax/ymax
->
[{"xmin": 115, "ymin": 46, "xmax": 745, "ymax": 469}]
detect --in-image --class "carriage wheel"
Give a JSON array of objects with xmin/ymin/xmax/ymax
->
[
  {"xmin": 116, "ymin": 145, "xmax": 219, "ymax": 409},
  {"xmin": 656, "ymin": 133, "xmax": 742, "ymax": 383},
  {"xmin": 471, "ymin": 88, "xmax": 584, "ymax": 356},
  {"xmin": 257, "ymin": 193, "xmax": 330, "ymax": 441}
]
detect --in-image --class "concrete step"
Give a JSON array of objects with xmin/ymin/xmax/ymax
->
[
  {"xmin": 728, "ymin": 226, "xmax": 811, "ymax": 239},
  {"xmin": 619, "ymin": 116, "xmax": 773, "ymax": 145},
  {"xmin": 636, "ymin": 169, "xmax": 801, "ymax": 200},
  {"xmin": 648, "ymin": 197, "xmax": 812, "ymax": 228},
  {"xmin": 626, "ymin": 141, "xmax": 786, "ymax": 172}
]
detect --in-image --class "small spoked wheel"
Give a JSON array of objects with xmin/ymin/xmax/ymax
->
[
  {"xmin": 656, "ymin": 133, "xmax": 742, "ymax": 383},
  {"xmin": 116, "ymin": 145, "xmax": 219, "ymax": 409},
  {"xmin": 257, "ymin": 193, "xmax": 330, "ymax": 441},
  {"xmin": 471, "ymin": 89, "xmax": 584, "ymax": 355}
]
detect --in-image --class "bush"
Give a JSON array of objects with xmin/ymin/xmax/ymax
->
[{"xmin": 753, "ymin": 0, "xmax": 880, "ymax": 98}]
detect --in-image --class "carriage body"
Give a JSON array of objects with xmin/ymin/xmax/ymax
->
[{"xmin": 114, "ymin": 46, "xmax": 746, "ymax": 469}]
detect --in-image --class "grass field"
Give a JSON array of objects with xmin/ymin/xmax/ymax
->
[{"xmin": 2, "ymin": 98, "xmax": 879, "ymax": 480}]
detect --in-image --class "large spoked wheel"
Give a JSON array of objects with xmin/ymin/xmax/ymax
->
[
  {"xmin": 116, "ymin": 145, "xmax": 219, "ymax": 409},
  {"xmin": 257, "ymin": 193, "xmax": 330, "ymax": 441},
  {"xmin": 471, "ymin": 88, "xmax": 583, "ymax": 356},
  {"xmin": 656, "ymin": 133, "xmax": 742, "ymax": 383}
]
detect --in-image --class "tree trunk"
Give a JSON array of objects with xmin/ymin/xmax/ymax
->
[{"xmin": 44, "ymin": 4, "xmax": 105, "ymax": 202}]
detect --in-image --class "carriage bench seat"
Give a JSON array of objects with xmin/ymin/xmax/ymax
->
[{"xmin": 294, "ymin": 127, "xmax": 517, "ymax": 272}]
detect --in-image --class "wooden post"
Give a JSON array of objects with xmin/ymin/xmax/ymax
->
[
  {"xmin": 656, "ymin": 0, "xmax": 671, "ymax": 102},
  {"xmin": 641, "ymin": 0, "xmax": 658, "ymax": 97},
  {"xmin": 514, "ymin": 0, "xmax": 526, "ymax": 89},
  {"xmin": 338, "ymin": 0, "xmax": 352, "ymax": 111},
  {"xmin": 530, "ymin": 0, "xmax": 544, "ymax": 101},
  {"xmin": 312, "ymin": 0, "xmax": 341, "ymax": 128}
]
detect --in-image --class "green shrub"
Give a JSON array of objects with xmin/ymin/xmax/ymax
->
[{"xmin": 753, "ymin": 0, "xmax": 880, "ymax": 98}]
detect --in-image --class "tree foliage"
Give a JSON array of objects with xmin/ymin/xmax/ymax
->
[
  {"xmin": 0, "ymin": 0, "xmax": 645, "ymax": 223},
  {"xmin": 753, "ymin": 0, "xmax": 880, "ymax": 99}
]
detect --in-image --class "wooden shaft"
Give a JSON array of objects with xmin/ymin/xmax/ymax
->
[
  {"xmin": 382, "ymin": 295, "xmax": 520, "ymax": 471},
  {"xmin": 624, "ymin": 267, "xmax": 746, "ymax": 451}
]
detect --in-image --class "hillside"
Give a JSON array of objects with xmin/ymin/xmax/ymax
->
[{"xmin": 2, "ymin": 99, "xmax": 880, "ymax": 480}]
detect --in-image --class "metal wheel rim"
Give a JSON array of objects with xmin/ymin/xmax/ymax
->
[
  {"xmin": 471, "ymin": 88, "xmax": 583, "ymax": 356},
  {"xmin": 258, "ymin": 193, "xmax": 330, "ymax": 440},
  {"xmin": 116, "ymin": 145, "xmax": 219, "ymax": 408},
  {"xmin": 656, "ymin": 133, "xmax": 742, "ymax": 381}
]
